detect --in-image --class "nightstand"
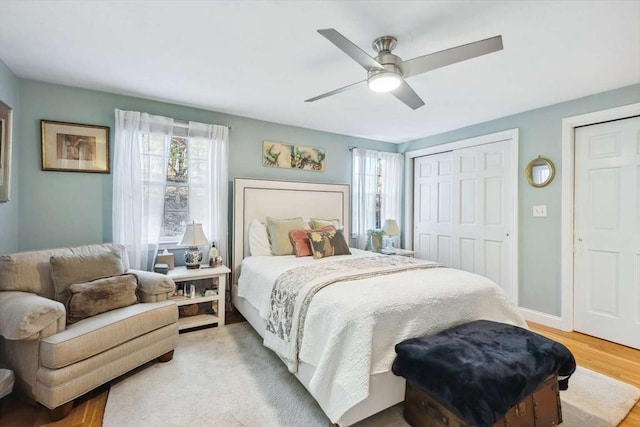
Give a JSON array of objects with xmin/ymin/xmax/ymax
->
[
  {"xmin": 380, "ymin": 248, "xmax": 415, "ymax": 257},
  {"xmin": 167, "ymin": 265, "xmax": 230, "ymax": 331}
]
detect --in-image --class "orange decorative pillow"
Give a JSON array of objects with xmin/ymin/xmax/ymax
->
[{"xmin": 289, "ymin": 225, "xmax": 336, "ymax": 257}]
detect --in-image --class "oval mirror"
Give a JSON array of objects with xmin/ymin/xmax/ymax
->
[{"xmin": 525, "ymin": 156, "xmax": 555, "ymax": 188}]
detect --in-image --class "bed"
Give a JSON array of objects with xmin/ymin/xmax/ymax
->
[{"xmin": 231, "ymin": 178, "xmax": 527, "ymax": 426}]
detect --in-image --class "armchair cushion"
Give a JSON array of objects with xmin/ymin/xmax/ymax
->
[
  {"xmin": 0, "ymin": 244, "xmax": 129, "ymax": 299},
  {"xmin": 0, "ymin": 291, "xmax": 66, "ymax": 340},
  {"xmin": 0, "ymin": 248, "xmax": 75, "ymax": 295},
  {"xmin": 40, "ymin": 300, "xmax": 177, "ymax": 369},
  {"xmin": 129, "ymin": 269, "xmax": 175, "ymax": 297},
  {"xmin": 67, "ymin": 274, "xmax": 139, "ymax": 324},
  {"xmin": 50, "ymin": 251, "xmax": 125, "ymax": 303}
]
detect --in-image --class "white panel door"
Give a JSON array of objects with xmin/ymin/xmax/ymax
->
[
  {"xmin": 413, "ymin": 152, "xmax": 453, "ymax": 265},
  {"xmin": 413, "ymin": 140, "xmax": 515, "ymax": 302},
  {"xmin": 452, "ymin": 141, "xmax": 514, "ymax": 301},
  {"xmin": 574, "ymin": 116, "xmax": 640, "ymax": 349}
]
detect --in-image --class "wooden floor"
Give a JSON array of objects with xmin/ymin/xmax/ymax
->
[
  {"xmin": 529, "ymin": 322, "xmax": 640, "ymax": 427},
  {"xmin": 0, "ymin": 318, "xmax": 638, "ymax": 426}
]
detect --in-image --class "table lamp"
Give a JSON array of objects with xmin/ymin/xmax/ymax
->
[
  {"xmin": 179, "ymin": 221, "xmax": 209, "ymax": 269},
  {"xmin": 382, "ymin": 219, "xmax": 400, "ymax": 253}
]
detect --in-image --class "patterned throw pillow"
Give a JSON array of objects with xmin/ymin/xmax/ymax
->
[
  {"xmin": 306, "ymin": 229, "xmax": 352, "ymax": 259},
  {"xmin": 289, "ymin": 225, "xmax": 336, "ymax": 257}
]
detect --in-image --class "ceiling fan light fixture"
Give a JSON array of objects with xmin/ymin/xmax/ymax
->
[{"xmin": 367, "ymin": 71, "xmax": 402, "ymax": 92}]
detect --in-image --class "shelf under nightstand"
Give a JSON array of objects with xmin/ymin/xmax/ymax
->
[{"xmin": 167, "ymin": 265, "xmax": 230, "ymax": 331}]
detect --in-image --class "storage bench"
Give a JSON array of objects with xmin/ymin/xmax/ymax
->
[
  {"xmin": 405, "ymin": 374, "xmax": 561, "ymax": 427},
  {"xmin": 392, "ymin": 320, "xmax": 576, "ymax": 427}
]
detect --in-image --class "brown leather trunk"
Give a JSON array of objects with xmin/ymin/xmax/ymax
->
[{"xmin": 404, "ymin": 374, "xmax": 562, "ymax": 427}]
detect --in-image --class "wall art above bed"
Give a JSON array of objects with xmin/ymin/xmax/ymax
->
[{"xmin": 262, "ymin": 140, "xmax": 325, "ymax": 172}]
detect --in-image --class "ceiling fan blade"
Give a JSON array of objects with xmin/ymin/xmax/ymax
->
[
  {"xmin": 318, "ymin": 29, "xmax": 384, "ymax": 72},
  {"xmin": 391, "ymin": 80, "xmax": 425, "ymax": 110},
  {"xmin": 305, "ymin": 80, "xmax": 366, "ymax": 103},
  {"xmin": 402, "ymin": 35, "xmax": 503, "ymax": 78}
]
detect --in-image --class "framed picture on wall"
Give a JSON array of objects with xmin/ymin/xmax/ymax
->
[
  {"xmin": 262, "ymin": 140, "xmax": 325, "ymax": 171},
  {"xmin": 0, "ymin": 99, "xmax": 13, "ymax": 202},
  {"xmin": 41, "ymin": 120, "xmax": 110, "ymax": 173}
]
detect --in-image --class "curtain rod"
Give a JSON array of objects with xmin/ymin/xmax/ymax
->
[
  {"xmin": 348, "ymin": 146, "xmax": 399, "ymax": 153},
  {"xmin": 173, "ymin": 119, "xmax": 232, "ymax": 130}
]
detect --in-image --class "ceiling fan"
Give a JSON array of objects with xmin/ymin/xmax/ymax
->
[{"xmin": 305, "ymin": 29, "xmax": 503, "ymax": 110}]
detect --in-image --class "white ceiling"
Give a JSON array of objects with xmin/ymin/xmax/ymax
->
[{"xmin": 0, "ymin": 1, "xmax": 638, "ymax": 143}]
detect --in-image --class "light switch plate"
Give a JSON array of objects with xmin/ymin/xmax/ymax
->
[{"xmin": 533, "ymin": 205, "xmax": 547, "ymax": 217}]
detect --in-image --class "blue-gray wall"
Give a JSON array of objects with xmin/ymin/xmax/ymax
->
[
  {"xmin": 400, "ymin": 83, "xmax": 640, "ymax": 316},
  {"xmin": 0, "ymin": 59, "xmax": 18, "ymax": 254},
  {"xmin": 16, "ymin": 79, "xmax": 395, "ymax": 252},
  {"xmin": 5, "ymin": 70, "xmax": 639, "ymax": 318}
]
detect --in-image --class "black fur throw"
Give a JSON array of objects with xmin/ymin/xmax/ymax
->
[{"xmin": 392, "ymin": 320, "xmax": 576, "ymax": 427}]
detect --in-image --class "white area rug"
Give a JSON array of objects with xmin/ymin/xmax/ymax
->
[{"xmin": 104, "ymin": 322, "xmax": 639, "ymax": 427}]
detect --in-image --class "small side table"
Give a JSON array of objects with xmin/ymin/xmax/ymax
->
[{"xmin": 167, "ymin": 265, "xmax": 230, "ymax": 331}]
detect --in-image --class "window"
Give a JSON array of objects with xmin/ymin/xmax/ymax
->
[
  {"xmin": 162, "ymin": 136, "xmax": 189, "ymax": 240},
  {"xmin": 352, "ymin": 148, "xmax": 403, "ymax": 249},
  {"xmin": 375, "ymin": 158, "xmax": 382, "ymax": 228},
  {"xmin": 352, "ymin": 157, "xmax": 385, "ymax": 228},
  {"xmin": 141, "ymin": 128, "xmax": 212, "ymax": 243},
  {"xmin": 114, "ymin": 109, "xmax": 228, "ymax": 270},
  {"xmin": 139, "ymin": 133, "xmax": 189, "ymax": 243}
]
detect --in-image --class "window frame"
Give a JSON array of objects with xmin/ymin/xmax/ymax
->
[{"xmin": 142, "ymin": 129, "xmax": 208, "ymax": 247}]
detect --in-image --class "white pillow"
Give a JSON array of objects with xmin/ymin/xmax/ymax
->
[{"xmin": 248, "ymin": 219, "xmax": 271, "ymax": 256}]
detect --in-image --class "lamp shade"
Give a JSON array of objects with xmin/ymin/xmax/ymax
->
[
  {"xmin": 179, "ymin": 222, "xmax": 209, "ymax": 247},
  {"xmin": 382, "ymin": 219, "xmax": 400, "ymax": 236}
]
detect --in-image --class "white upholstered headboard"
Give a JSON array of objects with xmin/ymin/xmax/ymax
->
[{"xmin": 232, "ymin": 178, "xmax": 350, "ymax": 282}]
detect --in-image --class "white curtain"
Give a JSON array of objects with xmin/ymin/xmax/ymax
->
[
  {"xmin": 379, "ymin": 151, "xmax": 404, "ymax": 231},
  {"xmin": 351, "ymin": 148, "xmax": 378, "ymax": 249},
  {"xmin": 187, "ymin": 121, "xmax": 229, "ymax": 266},
  {"xmin": 113, "ymin": 109, "xmax": 174, "ymax": 270}
]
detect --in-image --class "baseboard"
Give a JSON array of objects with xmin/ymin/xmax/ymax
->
[{"xmin": 519, "ymin": 307, "xmax": 567, "ymax": 330}]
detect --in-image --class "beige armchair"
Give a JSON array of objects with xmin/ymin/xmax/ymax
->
[{"xmin": 0, "ymin": 243, "xmax": 179, "ymax": 420}]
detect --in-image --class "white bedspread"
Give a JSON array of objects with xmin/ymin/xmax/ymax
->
[{"xmin": 237, "ymin": 249, "xmax": 527, "ymax": 423}]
